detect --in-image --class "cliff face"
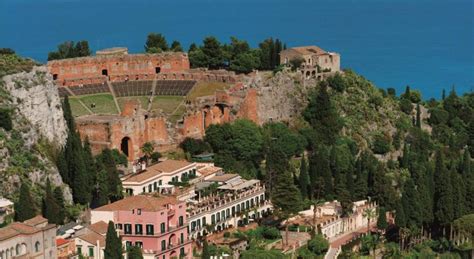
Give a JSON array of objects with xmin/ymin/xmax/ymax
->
[
  {"xmin": 0, "ymin": 65, "xmax": 71, "ymax": 203},
  {"xmin": 3, "ymin": 66, "xmax": 67, "ymax": 146}
]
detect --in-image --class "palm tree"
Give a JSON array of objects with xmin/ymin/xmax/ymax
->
[
  {"xmin": 141, "ymin": 142, "xmax": 154, "ymax": 162},
  {"xmin": 363, "ymin": 208, "xmax": 376, "ymax": 234}
]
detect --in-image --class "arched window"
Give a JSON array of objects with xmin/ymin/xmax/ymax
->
[
  {"xmin": 161, "ymin": 240, "xmax": 166, "ymax": 251},
  {"xmin": 15, "ymin": 244, "xmax": 20, "ymax": 256},
  {"xmin": 35, "ymin": 242, "xmax": 40, "ymax": 252}
]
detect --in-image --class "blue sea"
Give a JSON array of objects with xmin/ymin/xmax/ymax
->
[{"xmin": 1, "ymin": 0, "xmax": 473, "ymax": 99}]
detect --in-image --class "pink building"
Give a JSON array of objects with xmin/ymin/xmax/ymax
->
[{"xmin": 91, "ymin": 195, "xmax": 191, "ymax": 259}]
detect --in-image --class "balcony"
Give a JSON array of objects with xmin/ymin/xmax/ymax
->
[{"xmin": 168, "ymin": 209, "xmax": 175, "ymax": 216}]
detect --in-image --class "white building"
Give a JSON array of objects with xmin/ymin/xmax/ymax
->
[
  {"xmin": 122, "ymin": 160, "xmax": 198, "ymax": 196},
  {"xmin": 186, "ymin": 173, "xmax": 273, "ymax": 239}
]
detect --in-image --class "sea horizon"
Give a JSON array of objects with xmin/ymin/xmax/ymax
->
[{"xmin": 1, "ymin": 0, "xmax": 472, "ymax": 99}]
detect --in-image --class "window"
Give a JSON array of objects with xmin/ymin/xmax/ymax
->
[
  {"xmin": 180, "ymin": 247, "xmax": 185, "ymax": 256},
  {"xmin": 35, "ymin": 241, "xmax": 40, "ymax": 252},
  {"xmin": 211, "ymin": 214, "xmax": 215, "ymax": 224},
  {"xmin": 160, "ymin": 223, "xmax": 166, "ymax": 233},
  {"xmin": 251, "ymin": 199, "xmax": 254, "ymax": 207},
  {"xmin": 161, "ymin": 240, "xmax": 166, "ymax": 251},
  {"xmin": 154, "ymin": 182, "xmax": 158, "ymax": 191},
  {"xmin": 135, "ymin": 224, "xmax": 143, "ymax": 235},
  {"xmin": 159, "ymin": 180, "xmax": 162, "ymax": 185},
  {"xmin": 191, "ymin": 221, "xmax": 196, "ymax": 232},
  {"xmin": 137, "ymin": 209, "xmax": 142, "ymax": 215},
  {"xmin": 246, "ymin": 200, "xmax": 250, "ymax": 209},
  {"xmin": 146, "ymin": 224, "xmax": 154, "ymax": 235},
  {"xmin": 237, "ymin": 204, "xmax": 240, "ymax": 213},
  {"xmin": 216, "ymin": 212, "xmax": 220, "ymax": 222},
  {"xmin": 180, "ymin": 233, "xmax": 184, "ymax": 244},
  {"xmin": 226, "ymin": 208, "xmax": 230, "ymax": 218},
  {"xmin": 178, "ymin": 216, "xmax": 184, "ymax": 227},
  {"xmin": 77, "ymin": 246, "xmax": 82, "ymax": 255},
  {"xmin": 142, "ymin": 187, "xmax": 146, "ymax": 193},
  {"xmin": 88, "ymin": 247, "xmax": 94, "ymax": 257},
  {"xmin": 148, "ymin": 184, "xmax": 152, "ymax": 192},
  {"xmin": 221, "ymin": 211, "xmax": 225, "ymax": 220},
  {"xmin": 126, "ymin": 241, "xmax": 132, "ymax": 248},
  {"xmin": 116, "ymin": 223, "xmax": 123, "ymax": 230},
  {"xmin": 232, "ymin": 206, "xmax": 235, "ymax": 216},
  {"xmin": 241, "ymin": 202, "xmax": 245, "ymax": 210},
  {"xmin": 124, "ymin": 224, "xmax": 132, "ymax": 234},
  {"xmin": 197, "ymin": 219, "xmax": 201, "ymax": 228},
  {"xmin": 135, "ymin": 242, "xmax": 143, "ymax": 248},
  {"xmin": 202, "ymin": 217, "xmax": 206, "ymax": 226}
]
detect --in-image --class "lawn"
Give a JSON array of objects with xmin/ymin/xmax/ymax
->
[
  {"xmin": 186, "ymin": 81, "xmax": 231, "ymax": 100},
  {"xmin": 151, "ymin": 95, "xmax": 184, "ymax": 114},
  {"xmin": 78, "ymin": 93, "xmax": 118, "ymax": 114},
  {"xmin": 68, "ymin": 97, "xmax": 90, "ymax": 117},
  {"xmin": 117, "ymin": 96, "xmax": 151, "ymax": 111},
  {"xmin": 168, "ymin": 104, "xmax": 187, "ymax": 124}
]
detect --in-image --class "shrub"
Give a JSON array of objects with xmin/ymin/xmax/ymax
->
[
  {"xmin": 151, "ymin": 152, "xmax": 161, "ymax": 163},
  {"xmin": 326, "ymin": 73, "xmax": 346, "ymax": 92},
  {"xmin": 223, "ymin": 232, "xmax": 230, "ymax": 238},
  {"xmin": 400, "ymin": 98, "xmax": 413, "ymax": 114},
  {"xmin": 387, "ymin": 88, "xmax": 396, "ymax": 97},
  {"xmin": 261, "ymin": 226, "xmax": 280, "ymax": 240},
  {"xmin": 307, "ymin": 234, "xmax": 329, "ymax": 255},
  {"xmin": 372, "ymin": 133, "xmax": 391, "ymax": 154},
  {"xmin": 0, "ymin": 108, "xmax": 13, "ymax": 131},
  {"xmin": 428, "ymin": 107, "xmax": 449, "ymax": 125},
  {"xmin": 289, "ymin": 57, "xmax": 304, "ymax": 71},
  {"xmin": 179, "ymin": 137, "xmax": 211, "ymax": 155}
]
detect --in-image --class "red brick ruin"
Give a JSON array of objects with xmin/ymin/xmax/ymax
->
[{"xmin": 47, "ymin": 48, "xmax": 258, "ymax": 161}]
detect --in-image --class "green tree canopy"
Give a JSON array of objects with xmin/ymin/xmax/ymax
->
[
  {"xmin": 14, "ymin": 183, "xmax": 36, "ymax": 222},
  {"xmin": 104, "ymin": 221, "xmax": 123, "ymax": 259},
  {"xmin": 144, "ymin": 33, "xmax": 168, "ymax": 53}
]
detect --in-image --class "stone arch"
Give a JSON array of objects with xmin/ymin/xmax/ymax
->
[
  {"xmin": 305, "ymin": 71, "xmax": 311, "ymax": 78},
  {"xmin": 311, "ymin": 70, "xmax": 316, "ymax": 76},
  {"xmin": 168, "ymin": 233, "xmax": 177, "ymax": 247},
  {"xmin": 120, "ymin": 136, "xmax": 133, "ymax": 160},
  {"xmin": 170, "ymin": 250, "xmax": 178, "ymax": 258}
]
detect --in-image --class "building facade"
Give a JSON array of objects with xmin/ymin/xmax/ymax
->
[
  {"xmin": 91, "ymin": 195, "xmax": 192, "ymax": 259},
  {"xmin": 0, "ymin": 216, "xmax": 57, "ymax": 259},
  {"xmin": 280, "ymin": 45, "xmax": 341, "ymax": 79},
  {"xmin": 121, "ymin": 160, "xmax": 198, "ymax": 196},
  {"xmin": 186, "ymin": 174, "xmax": 272, "ymax": 239}
]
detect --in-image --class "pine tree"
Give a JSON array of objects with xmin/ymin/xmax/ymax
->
[
  {"xmin": 105, "ymin": 221, "xmax": 123, "ymax": 259},
  {"xmin": 434, "ymin": 150, "xmax": 454, "ymax": 225},
  {"xmin": 416, "ymin": 103, "xmax": 421, "ymax": 128},
  {"xmin": 53, "ymin": 187, "xmax": 66, "ymax": 224},
  {"xmin": 14, "ymin": 183, "xmax": 36, "ymax": 222},
  {"xmin": 202, "ymin": 238, "xmax": 210, "ymax": 259},
  {"xmin": 298, "ymin": 154, "xmax": 309, "ymax": 199}
]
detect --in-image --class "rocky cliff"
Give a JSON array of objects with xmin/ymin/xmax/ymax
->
[{"xmin": 0, "ymin": 64, "xmax": 71, "ymax": 203}]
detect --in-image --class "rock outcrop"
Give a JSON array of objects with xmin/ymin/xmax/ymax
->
[{"xmin": 3, "ymin": 66, "xmax": 67, "ymax": 146}]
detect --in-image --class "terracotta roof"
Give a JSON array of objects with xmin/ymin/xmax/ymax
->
[
  {"xmin": 24, "ymin": 215, "xmax": 48, "ymax": 226},
  {"xmin": 56, "ymin": 238, "xmax": 70, "ymax": 247},
  {"xmin": 123, "ymin": 160, "xmax": 193, "ymax": 183},
  {"xmin": 88, "ymin": 221, "xmax": 108, "ymax": 235},
  {"xmin": 208, "ymin": 173, "xmax": 239, "ymax": 182},
  {"xmin": 198, "ymin": 165, "xmax": 223, "ymax": 177},
  {"xmin": 93, "ymin": 195, "xmax": 179, "ymax": 212},
  {"xmin": 77, "ymin": 231, "xmax": 106, "ymax": 247},
  {"xmin": 0, "ymin": 222, "xmax": 38, "ymax": 241},
  {"xmin": 289, "ymin": 46, "xmax": 327, "ymax": 56}
]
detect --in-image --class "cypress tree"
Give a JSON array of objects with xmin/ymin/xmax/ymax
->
[
  {"xmin": 72, "ymin": 135, "xmax": 91, "ymax": 205},
  {"xmin": 377, "ymin": 207, "xmax": 388, "ymax": 231},
  {"xmin": 353, "ymin": 169, "xmax": 368, "ymax": 201},
  {"xmin": 451, "ymin": 170, "xmax": 466, "ymax": 219},
  {"xmin": 272, "ymin": 170, "xmax": 303, "ymax": 215},
  {"xmin": 202, "ymin": 238, "xmax": 210, "ymax": 259},
  {"xmin": 98, "ymin": 149, "xmax": 124, "ymax": 202},
  {"xmin": 395, "ymin": 200, "xmax": 406, "ymax": 228},
  {"xmin": 91, "ymin": 165, "xmax": 110, "ymax": 209},
  {"xmin": 401, "ymin": 178, "xmax": 422, "ymax": 228},
  {"xmin": 303, "ymin": 82, "xmax": 342, "ymax": 146},
  {"xmin": 462, "ymin": 149, "xmax": 474, "ymax": 213},
  {"xmin": 434, "ymin": 150, "xmax": 454, "ymax": 225},
  {"xmin": 442, "ymin": 89, "xmax": 446, "ymax": 100},
  {"xmin": 316, "ymin": 146, "xmax": 333, "ymax": 200},
  {"xmin": 105, "ymin": 221, "xmax": 123, "ymax": 259},
  {"xmin": 298, "ymin": 154, "xmax": 309, "ymax": 199},
  {"xmin": 14, "ymin": 183, "xmax": 36, "ymax": 222},
  {"xmin": 416, "ymin": 103, "xmax": 421, "ymax": 128},
  {"xmin": 42, "ymin": 179, "xmax": 61, "ymax": 224},
  {"xmin": 53, "ymin": 187, "xmax": 66, "ymax": 224}
]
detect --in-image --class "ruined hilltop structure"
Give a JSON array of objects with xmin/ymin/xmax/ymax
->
[{"xmin": 46, "ymin": 46, "xmax": 340, "ymax": 161}]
